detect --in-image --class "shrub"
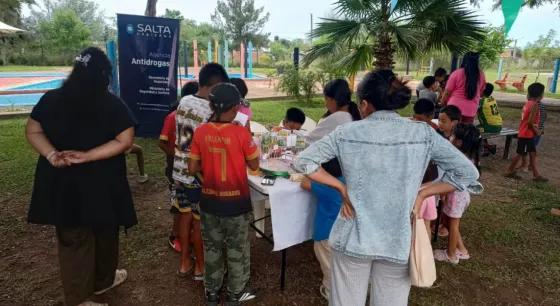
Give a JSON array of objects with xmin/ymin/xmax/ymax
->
[{"xmin": 276, "ymin": 66, "xmax": 318, "ymax": 103}]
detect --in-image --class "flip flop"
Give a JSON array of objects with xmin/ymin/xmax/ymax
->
[
  {"xmin": 455, "ymin": 250, "xmax": 470, "ymax": 260},
  {"xmin": 176, "ymin": 265, "xmax": 195, "ymax": 278},
  {"xmin": 505, "ymin": 172, "xmax": 522, "ymax": 180},
  {"xmin": 434, "ymin": 249, "xmax": 459, "ymax": 265}
]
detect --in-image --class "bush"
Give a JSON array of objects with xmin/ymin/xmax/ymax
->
[
  {"xmin": 276, "ymin": 66, "xmax": 318, "ymax": 103},
  {"xmin": 258, "ymin": 54, "xmax": 272, "ymax": 66}
]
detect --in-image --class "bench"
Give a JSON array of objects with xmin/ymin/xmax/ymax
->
[
  {"xmin": 494, "ymin": 73, "xmax": 527, "ymax": 92},
  {"xmin": 482, "ymin": 128, "xmax": 518, "ymax": 159}
]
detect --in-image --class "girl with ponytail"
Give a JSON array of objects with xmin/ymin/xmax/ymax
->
[{"xmin": 306, "ymin": 79, "xmax": 361, "ymax": 144}]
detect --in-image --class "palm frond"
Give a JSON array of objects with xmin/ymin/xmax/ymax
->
[
  {"xmin": 334, "ymin": 44, "xmax": 376, "ymax": 74},
  {"xmin": 332, "ymin": 0, "xmax": 378, "ymax": 19},
  {"xmin": 311, "ymin": 18, "xmax": 371, "ymax": 46},
  {"xmin": 302, "ymin": 42, "xmax": 347, "ymax": 68}
]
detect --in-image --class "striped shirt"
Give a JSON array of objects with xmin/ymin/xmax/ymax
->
[{"xmin": 538, "ymin": 101, "xmax": 547, "ymax": 130}]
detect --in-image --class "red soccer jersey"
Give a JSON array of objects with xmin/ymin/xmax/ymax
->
[
  {"xmin": 190, "ymin": 122, "xmax": 259, "ymax": 216},
  {"xmin": 159, "ymin": 111, "xmax": 176, "ymax": 152},
  {"xmin": 518, "ymin": 101, "xmax": 540, "ymax": 138}
]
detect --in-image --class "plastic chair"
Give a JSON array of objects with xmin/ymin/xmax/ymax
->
[
  {"xmin": 278, "ymin": 116, "xmax": 317, "ymax": 133},
  {"xmin": 250, "ymin": 121, "xmax": 269, "ymax": 133}
]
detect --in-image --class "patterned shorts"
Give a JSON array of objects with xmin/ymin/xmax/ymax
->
[
  {"xmin": 173, "ymin": 178, "xmax": 202, "ymax": 219},
  {"xmin": 443, "ymin": 191, "xmax": 470, "ymax": 219}
]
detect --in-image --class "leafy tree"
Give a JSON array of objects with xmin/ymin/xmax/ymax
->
[
  {"xmin": 39, "ymin": 8, "xmax": 91, "ymax": 61},
  {"xmin": 179, "ymin": 19, "xmax": 223, "ymax": 66},
  {"xmin": 304, "ymin": 0, "xmax": 485, "ymax": 73},
  {"xmin": 211, "ymin": 0, "xmax": 270, "ymax": 48},
  {"xmin": 0, "ymin": 0, "xmax": 35, "ymax": 25},
  {"xmin": 523, "ymin": 29, "xmax": 560, "ymax": 81},
  {"xmin": 161, "ymin": 9, "xmax": 184, "ymax": 21},
  {"xmin": 269, "ymin": 41, "xmax": 290, "ymax": 62},
  {"xmin": 472, "ymin": 26, "xmax": 511, "ymax": 69}
]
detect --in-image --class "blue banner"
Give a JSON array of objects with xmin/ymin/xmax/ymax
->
[{"xmin": 117, "ymin": 14, "xmax": 180, "ymax": 138}]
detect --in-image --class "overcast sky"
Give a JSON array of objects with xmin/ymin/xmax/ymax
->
[{"xmin": 26, "ymin": 0, "xmax": 560, "ymax": 47}]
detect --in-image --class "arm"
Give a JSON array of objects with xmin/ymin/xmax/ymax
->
[
  {"xmin": 187, "ymin": 158, "xmax": 202, "ymax": 174},
  {"xmin": 158, "ymin": 139, "xmax": 173, "ymax": 156},
  {"xmin": 246, "ymin": 157, "xmax": 259, "ymax": 171},
  {"xmin": 441, "ymin": 89, "xmax": 451, "ymax": 106},
  {"xmin": 300, "ymin": 177, "xmax": 312, "ymax": 191},
  {"xmin": 25, "ymin": 118, "xmax": 70, "ymax": 168},
  {"xmin": 64, "ymin": 127, "xmax": 134, "ymax": 163},
  {"xmin": 528, "ymin": 104, "xmax": 541, "ymax": 136}
]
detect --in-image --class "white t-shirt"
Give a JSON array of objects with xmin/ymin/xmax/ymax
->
[
  {"xmin": 305, "ymin": 111, "xmax": 353, "ymax": 144},
  {"xmin": 173, "ymin": 95, "xmax": 213, "ymax": 184}
]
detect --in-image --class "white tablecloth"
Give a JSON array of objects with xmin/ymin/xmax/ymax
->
[{"xmin": 248, "ymin": 174, "xmax": 317, "ymax": 251}]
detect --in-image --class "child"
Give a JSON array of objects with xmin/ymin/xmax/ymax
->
[
  {"xmin": 412, "ymin": 98, "xmax": 439, "ymax": 130},
  {"xmin": 477, "ymin": 83, "xmax": 502, "ymax": 156},
  {"xmin": 159, "ymin": 82, "xmax": 199, "ymax": 253},
  {"xmin": 272, "ymin": 107, "xmax": 306, "ymax": 132},
  {"xmin": 300, "ymin": 159, "xmax": 344, "ymax": 301},
  {"xmin": 505, "ymin": 83, "xmax": 548, "ymax": 182},
  {"xmin": 438, "ymin": 105, "xmax": 461, "ymax": 139},
  {"xmin": 416, "ymin": 67, "xmax": 447, "ymax": 98},
  {"xmin": 419, "ymin": 76, "xmax": 438, "ymax": 105},
  {"xmin": 188, "ymin": 83, "xmax": 260, "ymax": 306},
  {"xmin": 434, "ymin": 123, "xmax": 481, "ymax": 264},
  {"xmin": 519, "ymin": 96, "xmax": 547, "ymax": 172},
  {"xmin": 230, "ymin": 78, "xmax": 253, "ymax": 133},
  {"xmin": 173, "ymin": 64, "xmax": 229, "ymax": 280}
]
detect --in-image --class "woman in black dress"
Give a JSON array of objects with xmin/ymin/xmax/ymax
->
[{"xmin": 25, "ymin": 47, "xmax": 137, "ymax": 306}]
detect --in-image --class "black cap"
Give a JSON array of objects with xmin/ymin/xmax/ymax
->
[{"xmin": 209, "ymin": 83, "xmax": 241, "ymax": 112}]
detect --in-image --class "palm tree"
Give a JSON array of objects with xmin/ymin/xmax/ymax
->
[
  {"xmin": 303, "ymin": 0, "xmax": 486, "ymax": 73},
  {"xmin": 145, "ymin": 0, "xmax": 157, "ymax": 17}
]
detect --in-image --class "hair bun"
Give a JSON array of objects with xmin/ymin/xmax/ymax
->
[{"xmin": 388, "ymin": 84, "xmax": 411, "ymax": 109}]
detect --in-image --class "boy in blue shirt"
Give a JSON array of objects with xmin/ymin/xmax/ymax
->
[{"xmin": 300, "ymin": 158, "xmax": 344, "ymax": 301}]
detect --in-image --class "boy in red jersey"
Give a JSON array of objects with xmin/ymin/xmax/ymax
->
[
  {"xmin": 188, "ymin": 83, "xmax": 260, "ymax": 306},
  {"xmin": 505, "ymin": 82, "xmax": 548, "ymax": 182}
]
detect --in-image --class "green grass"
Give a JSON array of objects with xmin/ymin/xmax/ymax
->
[{"xmin": 0, "ymin": 65, "xmax": 69, "ymax": 72}]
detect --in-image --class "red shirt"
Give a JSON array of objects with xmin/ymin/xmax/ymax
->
[
  {"xmin": 190, "ymin": 122, "xmax": 259, "ymax": 216},
  {"xmin": 518, "ymin": 101, "xmax": 540, "ymax": 138},
  {"xmin": 159, "ymin": 111, "xmax": 176, "ymax": 152}
]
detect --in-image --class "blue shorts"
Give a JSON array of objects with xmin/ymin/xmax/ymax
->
[
  {"xmin": 173, "ymin": 177, "xmax": 202, "ymax": 219},
  {"xmin": 534, "ymin": 135, "xmax": 542, "ymax": 148}
]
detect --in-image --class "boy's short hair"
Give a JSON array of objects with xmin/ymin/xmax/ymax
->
[
  {"xmin": 181, "ymin": 82, "xmax": 199, "ymax": 98},
  {"xmin": 285, "ymin": 107, "xmax": 306, "ymax": 124},
  {"xmin": 230, "ymin": 78, "xmax": 248, "ymax": 98},
  {"xmin": 321, "ymin": 158, "xmax": 342, "ymax": 178},
  {"xmin": 483, "ymin": 83, "xmax": 494, "ymax": 97},
  {"xmin": 528, "ymin": 82, "xmax": 545, "ymax": 99},
  {"xmin": 199, "ymin": 63, "xmax": 230, "ymax": 88},
  {"xmin": 414, "ymin": 98, "xmax": 436, "ymax": 115},
  {"xmin": 440, "ymin": 105, "xmax": 461, "ymax": 121},
  {"xmin": 423, "ymin": 76, "xmax": 437, "ymax": 89},
  {"xmin": 434, "ymin": 67, "xmax": 447, "ymax": 78}
]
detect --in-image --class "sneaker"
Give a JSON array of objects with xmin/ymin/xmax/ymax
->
[
  {"xmin": 319, "ymin": 284, "xmax": 330, "ymax": 301},
  {"xmin": 226, "ymin": 285, "xmax": 260, "ymax": 305},
  {"xmin": 138, "ymin": 174, "xmax": 149, "ymax": 183},
  {"xmin": 206, "ymin": 291, "xmax": 220, "ymax": 306},
  {"xmin": 81, "ymin": 302, "xmax": 108, "ymax": 306},
  {"xmin": 534, "ymin": 176, "xmax": 549, "ymax": 183},
  {"xmin": 434, "ymin": 249, "xmax": 459, "ymax": 265},
  {"xmin": 168, "ymin": 235, "xmax": 181, "ymax": 253},
  {"xmin": 94, "ymin": 269, "xmax": 127, "ymax": 295}
]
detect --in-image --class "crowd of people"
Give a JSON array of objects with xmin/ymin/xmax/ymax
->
[{"xmin": 23, "ymin": 46, "xmax": 550, "ymax": 306}]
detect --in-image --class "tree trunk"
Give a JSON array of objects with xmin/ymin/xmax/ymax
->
[
  {"xmin": 145, "ymin": 0, "xmax": 158, "ymax": 17},
  {"xmin": 374, "ymin": 32, "xmax": 395, "ymax": 69}
]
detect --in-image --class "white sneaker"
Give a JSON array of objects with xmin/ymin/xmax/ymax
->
[
  {"xmin": 94, "ymin": 269, "xmax": 128, "ymax": 295},
  {"xmin": 81, "ymin": 302, "xmax": 108, "ymax": 306},
  {"xmin": 138, "ymin": 174, "xmax": 149, "ymax": 183},
  {"xmin": 320, "ymin": 285, "xmax": 330, "ymax": 301}
]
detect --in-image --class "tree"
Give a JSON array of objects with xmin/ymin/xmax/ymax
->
[
  {"xmin": 523, "ymin": 29, "xmax": 560, "ymax": 81},
  {"xmin": 28, "ymin": 0, "xmax": 106, "ymax": 42},
  {"xmin": 303, "ymin": 0, "xmax": 485, "ymax": 73},
  {"xmin": 161, "ymin": 9, "xmax": 184, "ymax": 21},
  {"xmin": 145, "ymin": 0, "xmax": 157, "ymax": 17},
  {"xmin": 39, "ymin": 8, "xmax": 91, "ymax": 61},
  {"xmin": 0, "ymin": 0, "xmax": 35, "ymax": 25},
  {"xmin": 472, "ymin": 26, "xmax": 511, "ymax": 69},
  {"xmin": 211, "ymin": 0, "xmax": 270, "ymax": 48},
  {"xmin": 179, "ymin": 19, "xmax": 223, "ymax": 66}
]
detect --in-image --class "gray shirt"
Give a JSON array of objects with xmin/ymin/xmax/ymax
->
[{"xmin": 419, "ymin": 89, "xmax": 438, "ymax": 104}]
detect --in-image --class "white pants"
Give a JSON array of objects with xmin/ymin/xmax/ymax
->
[
  {"xmin": 314, "ymin": 240, "xmax": 332, "ymax": 290},
  {"xmin": 330, "ymin": 249, "xmax": 411, "ymax": 306}
]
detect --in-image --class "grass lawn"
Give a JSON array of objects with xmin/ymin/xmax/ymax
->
[
  {"xmin": 1, "ymin": 99, "xmax": 560, "ymax": 305},
  {"xmin": 0, "ymin": 65, "xmax": 69, "ymax": 73}
]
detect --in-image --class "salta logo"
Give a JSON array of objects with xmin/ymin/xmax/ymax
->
[
  {"xmin": 126, "ymin": 24, "xmax": 134, "ymax": 34},
  {"xmin": 127, "ymin": 24, "xmax": 173, "ymax": 38}
]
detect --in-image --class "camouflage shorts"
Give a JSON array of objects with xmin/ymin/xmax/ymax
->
[
  {"xmin": 173, "ymin": 179, "xmax": 201, "ymax": 219},
  {"xmin": 200, "ymin": 212, "xmax": 252, "ymax": 294}
]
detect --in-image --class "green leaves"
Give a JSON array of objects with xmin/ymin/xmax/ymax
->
[{"xmin": 39, "ymin": 8, "xmax": 91, "ymax": 58}]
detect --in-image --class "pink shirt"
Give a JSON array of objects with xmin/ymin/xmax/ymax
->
[
  {"xmin": 239, "ymin": 105, "xmax": 253, "ymax": 121},
  {"xmin": 446, "ymin": 68, "xmax": 486, "ymax": 117}
]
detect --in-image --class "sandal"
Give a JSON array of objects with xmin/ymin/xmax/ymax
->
[
  {"xmin": 455, "ymin": 250, "xmax": 470, "ymax": 260},
  {"xmin": 434, "ymin": 249, "xmax": 459, "ymax": 265},
  {"xmin": 533, "ymin": 176, "xmax": 549, "ymax": 183},
  {"xmin": 319, "ymin": 285, "xmax": 330, "ymax": 301},
  {"xmin": 193, "ymin": 273, "xmax": 203, "ymax": 281},
  {"xmin": 504, "ymin": 172, "xmax": 522, "ymax": 180},
  {"xmin": 432, "ymin": 225, "xmax": 449, "ymax": 237},
  {"xmin": 82, "ymin": 302, "xmax": 108, "ymax": 306},
  {"xmin": 176, "ymin": 265, "xmax": 195, "ymax": 278},
  {"xmin": 94, "ymin": 269, "xmax": 127, "ymax": 295}
]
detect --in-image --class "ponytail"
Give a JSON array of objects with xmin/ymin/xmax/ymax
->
[
  {"xmin": 347, "ymin": 101, "xmax": 361, "ymax": 121},
  {"xmin": 324, "ymin": 78, "xmax": 361, "ymax": 121}
]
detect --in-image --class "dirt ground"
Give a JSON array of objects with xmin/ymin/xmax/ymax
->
[{"xmin": 1, "ymin": 111, "xmax": 560, "ymax": 306}]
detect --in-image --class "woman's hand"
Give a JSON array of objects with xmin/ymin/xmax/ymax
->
[
  {"xmin": 412, "ymin": 195, "xmax": 424, "ymax": 219},
  {"xmin": 338, "ymin": 185, "xmax": 354, "ymax": 220},
  {"xmin": 61, "ymin": 151, "xmax": 93, "ymax": 164},
  {"xmin": 48, "ymin": 152, "xmax": 71, "ymax": 168}
]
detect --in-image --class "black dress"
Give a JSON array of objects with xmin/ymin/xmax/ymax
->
[{"xmin": 28, "ymin": 89, "xmax": 138, "ymax": 229}]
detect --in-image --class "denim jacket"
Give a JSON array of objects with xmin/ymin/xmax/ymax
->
[{"xmin": 293, "ymin": 111, "xmax": 483, "ymax": 264}]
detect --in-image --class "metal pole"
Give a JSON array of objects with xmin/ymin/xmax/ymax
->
[
  {"xmin": 551, "ymin": 58, "xmax": 560, "ymax": 94},
  {"xmin": 243, "ymin": 41, "xmax": 248, "ymax": 78},
  {"xmin": 183, "ymin": 41, "xmax": 188, "ymax": 78},
  {"xmin": 248, "ymin": 41, "xmax": 253, "ymax": 78},
  {"xmin": 106, "ymin": 40, "xmax": 119, "ymax": 95},
  {"xmin": 294, "ymin": 47, "xmax": 300, "ymax": 71},
  {"xmin": 208, "ymin": 41, "xmax": 212, "ymax": 64},
  {"xmin": 497, "ymin": 57, "xmax": 504, "ymax": 80},
  {"xmin": 224, "ymin": 40, "xmax": 229, "ymax": 72},
  {"xmin": 310, "ymin": 13, "xmax": 313, "ymax": 43}
]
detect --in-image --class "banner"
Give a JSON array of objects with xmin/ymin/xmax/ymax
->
[
  {"xmin": 501, "ymin": 0, "xmax": 523, "ymax": 35},
  {"xmin": 117, "ymin": 14, "xmax": 180, "ymax": 138}
]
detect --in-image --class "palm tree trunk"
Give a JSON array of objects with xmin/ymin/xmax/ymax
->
[
  {"xmin": 145, "ymin": 0, "xmax": 158, "ymax": 17},
  {"xmin": 374, "ymin": 32, "xmax": 395, "ymax": 69}
]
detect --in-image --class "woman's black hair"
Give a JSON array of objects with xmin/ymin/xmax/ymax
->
[
  {"xmin": 357, "ymin": 69, "xmax": 411, "ymax": 111},
  {"xmin": 452, "ymin": 123, "xmax": 482, "ymax": 172},
  {"xmin": 460, "ymin": 52, "xmax": 481, "ymax": 100},
  {"xmin": 323, "ymin": 79, "xmax": 361, "ymax": 121},
  {"xmin": 230, "ymin": 78, "xmax": 248, "ymax": 98},
  {"xmin": 58, "ymin": 47, "xmax": 112, "ymax": 119},
  {"xmin": 321, "ymin": 158, "xmax": 342, "ymax": 178}
]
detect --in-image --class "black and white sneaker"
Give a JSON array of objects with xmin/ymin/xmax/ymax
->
[
  {"xmin": 226, "ymin": 286, "xmax": 260, "ymax": 305},
  {"xmin": 206, "ymin": 291, "xmax": 220, "ymax": 306}
]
